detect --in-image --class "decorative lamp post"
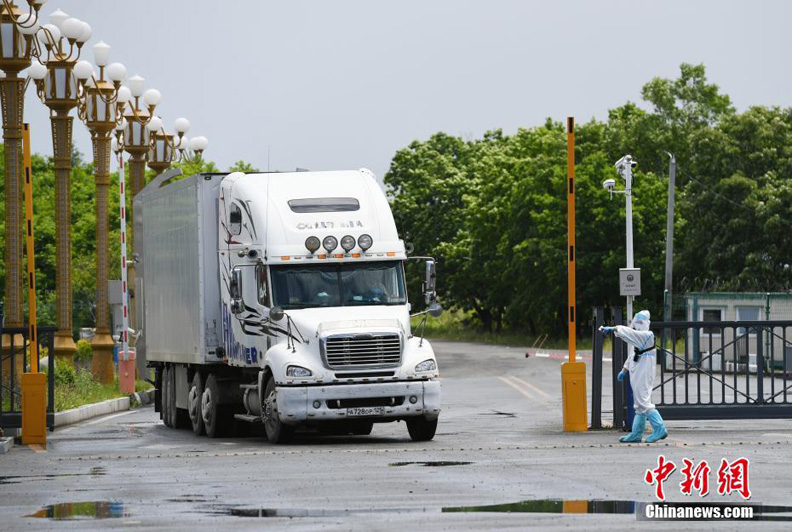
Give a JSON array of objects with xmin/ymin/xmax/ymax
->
[
  {"xmin": 0, "ymin": 0, "xmax": 40, "ymax": 333},
  {"xmin": 146, "ymin": 116, "xmax": 208, "ymax": 176},
  {"xmin": 26, "ymin": 8, "xmax": 92, "ymax": 362},
  {"xmin": 122, "ymin": 74, "xmax": 159, "ymax": 197},
  {"xmin": 75, "ymin": 41, "xmax": 127, "ymax": 382}
]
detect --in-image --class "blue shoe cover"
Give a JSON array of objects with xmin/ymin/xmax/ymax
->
[
  {"xmin": 646, "ymin": 410, "xmax": 668, "ymax": 443},
  {"xmin": 619, "ymin": 413, "xmax": 646, "ymax": 443}
]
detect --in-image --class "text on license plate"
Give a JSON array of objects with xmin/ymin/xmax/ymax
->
[{"xmin": 346, "ymin": 407, "xmax": 385, "ymax": 417}]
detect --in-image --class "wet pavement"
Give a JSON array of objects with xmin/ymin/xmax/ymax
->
[{"xmin": 1, "ymin": 340, "xmax": 791, "ymax": 531}]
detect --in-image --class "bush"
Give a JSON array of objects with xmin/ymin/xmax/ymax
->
[
  {"xmin": 53, "ymin": 359, "xmax": 77, "ymax": 386},
  {"xmin": 75, "ymin": 339, "xmax": 93, "ymax": 363}
]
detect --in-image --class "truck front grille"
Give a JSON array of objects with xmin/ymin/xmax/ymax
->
[{"xmin": 323, "ymin": 334, "xmax": 402, "ymax": 369}]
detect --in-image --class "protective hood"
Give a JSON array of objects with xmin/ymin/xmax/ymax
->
[{"xmin": 630, "ymin": 310, "xmax": 651, "ymax": 331}]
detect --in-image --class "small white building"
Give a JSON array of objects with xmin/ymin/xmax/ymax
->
[{"xmin": 681, "ymin": 292, "xmax": 792, "ymax": 374}]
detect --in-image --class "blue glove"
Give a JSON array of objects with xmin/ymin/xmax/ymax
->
[
  {"xmin": 617, "ymin": 369, "xmax": 627, "ymax": 382},
  {"xmin": 600, "ymin": 326, "xmax": 614, "ymax": 335}
]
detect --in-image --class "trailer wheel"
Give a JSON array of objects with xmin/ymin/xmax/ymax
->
[
  {"xmin": 188, "ymin": 371, "xmax": 205, "ymax": 435},
  {"xmin": 406, "ymin": 416, "xmax": 438, "ymax": 442},
  {"xmin": 262, "ymin": 377, "xmax": 294, "ymax": 444},
  {"xmin": 162, "ymin": 366, "xmax": 172, "ymax": 428},
  {"xmin": 202, "ymin": 374, "xmax": 229, "ymax": 438}
]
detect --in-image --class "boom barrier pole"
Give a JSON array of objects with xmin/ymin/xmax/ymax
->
[
  {"xmin": 561, "ymin": 117, "xmax": 588, "ymax": 432},
  {"xmin": 21, "ymin": 123, "xmax": 46, "ymax": 445},
  {"xmin": 118, "ymin": 154, "xmax": 135, "ymax": 394}
]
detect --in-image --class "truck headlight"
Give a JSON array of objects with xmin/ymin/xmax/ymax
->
[
  {"xmin": 286, "ymin": 365, "xmax": 313, "ymax": 377},
  {"xmin": 414, "ymin": 359, "xmax": 436, "ymax": 373}
]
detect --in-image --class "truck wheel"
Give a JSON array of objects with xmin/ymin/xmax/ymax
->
[
  {"xmin": 188, "ymin": 371, "xmax": 205, "ymax": 435},
  {"xmin": 407, "ymin": 417, "xmax": 438, "ymax": 442},
  {"xmin": 162, "ymin": 366, "xmax": 172, "ymax": 428},
  {"xmin": 201, "ymin": 374, "xmax": 227, "ymax": 438},
  {"xmin": 262, "ymin": 377, "xmax": 295, "ymax": 444}
]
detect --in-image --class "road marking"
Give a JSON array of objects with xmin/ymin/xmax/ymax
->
[
  {"xmin": 511, "ymin": 376, "xmax": 551, "ymax": 398},
  {"xmin": 86, "ymin": 410, "xmax": 136, "ymax": 426},
  {"xmin": 762, "ymin": 433, "xmax": 792, "ymax": 438},
  {"xmin": 497, "ymin": 376, "xmax": 536, "ymax": 400},
  {"xmin": 28, "ymin": 444, "xmax": 47, "ymax": 453}
]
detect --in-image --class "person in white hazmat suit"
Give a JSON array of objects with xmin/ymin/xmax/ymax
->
[{"xmin": 600, "ymin": 310, "xmax": 668, "ymax": 443}]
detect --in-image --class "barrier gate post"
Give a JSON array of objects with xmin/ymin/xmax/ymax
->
[{"xmin": 562, "ymin": 116, "xmax": 587, "ymax": 432}]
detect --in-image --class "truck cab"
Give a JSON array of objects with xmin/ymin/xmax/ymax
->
[{"xmin": 216, "ymin": 168, "xmax": 441, "ymax": 442}]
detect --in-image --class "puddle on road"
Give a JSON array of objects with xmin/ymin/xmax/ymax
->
[
  {"xmin": 26, "ymin": 501, "xmax": 127, "ymax": 520},
  {"xmin": 443, "ymin": 499, "xmax": 792, "ymax": 521},
  {"xmin": 389, "ymin": 461, "xmax": 473, "ymax": 467},
  {"xmin": 0, "ymin": 467, "xmax": 107, "ymax": 485},
  {"xmin": 195, "ymin": 500, "xmax": 792, "ymax": 521}
]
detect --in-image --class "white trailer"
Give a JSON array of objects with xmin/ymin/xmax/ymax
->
[{"xmin": 133, "ymin": 168, "xmax": 442, "ymax": 443}]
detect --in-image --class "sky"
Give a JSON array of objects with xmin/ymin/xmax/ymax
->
[{"xmin": 19, "ymin": 0, "xmax": 792, "ymax": 182}]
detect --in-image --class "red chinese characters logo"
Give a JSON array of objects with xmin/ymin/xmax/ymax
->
[
  {"xmin": 644, "ymin": 455, "xmax": 676, "ymax": 501},
  {"xmin": 717, "ymin": 458, "xmax": 751, "ymax": 500},
  {"xmin": 680, "ymin": 458, "xmax": 710, "ymax": 497},
  {"xmin": 645, "ymin": 456, "xmax": 751, "ymax": 500}
]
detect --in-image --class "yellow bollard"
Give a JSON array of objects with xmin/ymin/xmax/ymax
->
[
  {"xmin": 562, "ymin": 362, "xmax": 588, "ymax": 432},
  {"xmin": 21, "ymin": 372, "xmax": 47, "ymax": 445}
]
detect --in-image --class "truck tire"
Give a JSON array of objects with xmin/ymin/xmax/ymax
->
[
  {"xmin": 262, "ymin": 377, "xmax": 295, "ymax": 444},
  {"xmin": 162, "ymin": 366, "xmax": 172, "ymax": 428},
  {"xmin": 202, "ymin": 373, "xmax": 228, "ymax": 438},
  {"xmin": 170, "ymin": 365, "xmax": 191, "ymax": 430},
  {"xmin": 188, "ymin": 371, "xmax": 205, "ymax": 435},
  {"xmin": 407, "ymin": 416, "xmax": 438, "ymax": 442}
]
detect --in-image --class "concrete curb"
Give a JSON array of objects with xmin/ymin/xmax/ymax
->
[
  {"xmin": 53, "ymin": 389, "xmax": 155, "ymax": 428},
  {"xmin": 0, "ymin": 436, "xmax": 13, "ymax": 454}
]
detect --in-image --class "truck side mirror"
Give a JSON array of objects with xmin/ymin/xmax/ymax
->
[
  {"xmin": 269, "ymin": 306, "xmax": 284, "ymax": 322},
  {"xmin": 230, "ymin": 267, "xmax": 244, "ymax": 315},
  {"xmin": 424, "ymin": 260, "xmax": 437, "ymax": 305},
  {"xmin": 428, "ymin": 302, "xmax": 444, "ymax": 318}
]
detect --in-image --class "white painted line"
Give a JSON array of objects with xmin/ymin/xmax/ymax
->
[
  {"xmin": 535, "ymin": 353, "xmax": 550, "ymax": 358},
  {"xmin": 511, "ymin": 376, "xmax": 551, "ymax": 398},
  {"xmin": 85, "ymin": 410, "xmax": 136, "ymax": 426},
  {"xmin": 498, "ymin": 376, "xmax": 537, "ymax": 400}
]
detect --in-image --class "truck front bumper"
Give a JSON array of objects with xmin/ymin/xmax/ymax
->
[{"xmin": 276, "ymin": 380, "xmax": 441, "ymax": 425}]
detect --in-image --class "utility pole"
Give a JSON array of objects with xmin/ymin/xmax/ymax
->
[
  {"xmin": 663, "ymin": 152, "xmax": 676, "ymax": 321},
  {"xmin": 615, "ymin": 155, "xmax": 636, "ymax": 320}
]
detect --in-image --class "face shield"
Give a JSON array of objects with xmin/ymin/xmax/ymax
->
[{"xmin": 630, "ymin": 310, "xmax": 651, "ymax": 331}]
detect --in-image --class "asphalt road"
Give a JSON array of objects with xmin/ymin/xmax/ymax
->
[{"xmin": 1, "ymin": 340, "xmax": 791, "ymax": 531}]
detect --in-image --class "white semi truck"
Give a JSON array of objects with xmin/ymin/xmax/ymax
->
[{"xmin": 133, "ymin": 168, "xmax": 442, "ymax": 443}]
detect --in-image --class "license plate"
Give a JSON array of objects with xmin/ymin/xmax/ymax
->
[{"xmin": 346, "ymin": 407, "xmax": 385, "ymax": 417}]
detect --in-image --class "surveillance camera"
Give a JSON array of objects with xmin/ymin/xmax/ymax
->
[{"xmin": 602, "ymin": 179, "xmax": 616, "ymax": 190}]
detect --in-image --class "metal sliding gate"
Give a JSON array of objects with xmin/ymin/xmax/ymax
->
[
  {"xmin": 591, "ymin": 308, "xmax": 792, "ymax": 427},
  {"xmin": 0, "ymin": 325, "xmax": 57, "ymax": 430}
]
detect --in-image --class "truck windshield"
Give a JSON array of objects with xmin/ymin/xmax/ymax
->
[{"xmin": 270, "ymin": 261, "xmax": 406, "ymax": 309}]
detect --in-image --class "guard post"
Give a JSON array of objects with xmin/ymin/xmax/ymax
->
[
  {"xmin": 20, "ymin": 123, "xmax": 46, "ymax": 445},
  {"xmin": 561, "ymin": 116, "xmax": 588, "ymax": 432}
]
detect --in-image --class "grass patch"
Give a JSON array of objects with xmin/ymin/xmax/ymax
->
[
  {"xmin": 49, "ymin": 361, "xmax": 149, "ymax": 412},
  {"xmin": 411, "ymin": 308, "xmax": 579, "ymax": 348}
]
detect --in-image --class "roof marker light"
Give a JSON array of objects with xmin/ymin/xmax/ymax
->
[
  {"xmin": 358, "ymin": 234, "xmax": 373, "ymax": 251},
  {"xmin": 340, "ymin": 235, "xmax": 355, "ymax": 252},
  {"xmin": 305, "ymin": 236, "xmax": 321, "ymax": 254},
  {"xmin": 322, "ymin": 236, "xmax": 338, "ymax": 253}
]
